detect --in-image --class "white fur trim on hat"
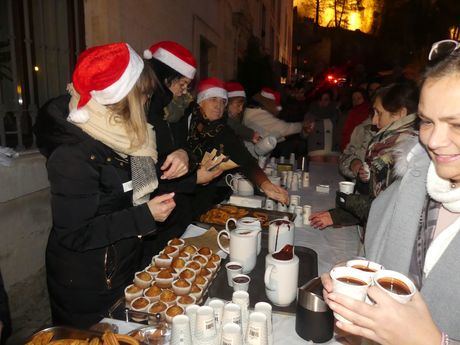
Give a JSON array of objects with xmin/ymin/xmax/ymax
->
[
  {"xmin": 152, "ymin": 47, "xmax": 196, "ymax": 79},
  {"xmin": 228, "ymin": 90, "xmax": 246, "ymax": 98},
  {"xmin": 261, "ymin": 90, "xmax": 276, "ymax": 100},
  {"xmin": 143, "ymin": 49, "xmax": 153, "ymax": 59},
  {"xmin": 90, "ymin": 44, "xmax": 144, "ymax": 106},
  {"xmin": 68, "ymin": 107, "xmax": 90, "ymax": 123},
  {"xmin": 197, "ymin": 87, "xmax": 228, "ymax": 104}
]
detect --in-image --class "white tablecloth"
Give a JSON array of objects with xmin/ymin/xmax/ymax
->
[{"xmin": 103, "ymin": 162, "xmax": 360, "ymax": 344}]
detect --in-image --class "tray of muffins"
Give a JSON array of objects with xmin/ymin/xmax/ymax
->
[
  {"xmin": 108, "ymin": 238, "xmax": 222, "ymax": 324},
  {"xmin": 197, "ymin": 204, "xmax": 294, "ymax": 229}
]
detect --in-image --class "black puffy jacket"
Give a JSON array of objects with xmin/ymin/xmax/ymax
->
[{"xmin": 34, "ymin": 95, "xmax": 157, "ymax": 327}]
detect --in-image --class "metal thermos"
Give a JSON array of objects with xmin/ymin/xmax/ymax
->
[{"xmin": 295, "ymin": 277, "xmax": 334, "ymax": 343}]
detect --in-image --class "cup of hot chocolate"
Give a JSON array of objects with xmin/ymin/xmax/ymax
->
[
  {"xmin": 226, "ymin": 261, "xmax": 243, "ymax": 287},
  {"xmin": 330, "ymin": 266, "xmax": 372, "ymax": 323},
  {"xmin": 232, "ymin": 274, "xmax": 251, "ymax": 292},
  {"xmin": 373, "ymin": 270, "xmax": 416, "ymax": 304},
  {"xmin": 346, "ymin": 259, "xmax": 384, "ymax": 279}
]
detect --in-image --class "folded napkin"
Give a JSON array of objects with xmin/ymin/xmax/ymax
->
[
  {"xmin": 201, "ymin": 149, "xmax": 238, "ymax": 172},
  {"xmin": 183, "ymin": 227, "xmax": 227, "ymax": 254}
]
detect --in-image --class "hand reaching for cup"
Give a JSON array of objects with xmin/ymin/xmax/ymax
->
[
  {"xmin": 147, "ymin": 192, "xmax": 176, "ymax": 222},
  {"xmin": 260, "ymin": 181, "xmax": 289, "ymax": 204},
  {"xmin": 197, "ymin": 165, "xmax": 224, "ymax": 185}
]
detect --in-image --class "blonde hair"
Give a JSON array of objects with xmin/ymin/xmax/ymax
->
[{"xmin": 107, "ymin": 64, "xmax": 156, "ymax": 149}]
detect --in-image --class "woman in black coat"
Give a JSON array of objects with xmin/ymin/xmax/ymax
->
[
  {"xmin": 186, "ymin": 78, "xmax": 289, "ymax": 216},
  {"xmin": 34, "ymin": 43, "xmax": 175, "ymax": 327}
]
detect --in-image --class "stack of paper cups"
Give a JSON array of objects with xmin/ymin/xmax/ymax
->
[
  {"xmin": 245, "ymin": 312, "xmax": 268, "ymax": 345},
  {"xmin": 255, "ymin": 302, "xmax": 273, "ymax": 345},
  {"xmin": 303, "ymin": 205, "xmax": 312, "ymax": 226},
  {"xmin": 232, "ymin": 291, "xmax": 250, "ymax": 337},
  {"xmin": 170, "ymin": 315, "xmax": 193, "ymax": 345},
  {"xmin": 221, "ymin": 323, "xmax": 243, "ymax": 345},
  {"xmin": 302, "ymin": 172, "xmax": 310, "ymax": 188},
  {"xmin": 194, "ymin": 306, "xmax": 217, "ymax": 343}
]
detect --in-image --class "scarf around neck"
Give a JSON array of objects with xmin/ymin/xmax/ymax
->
[
  {"xmin": 68, "ymin": 84, "xmax": 158, "ymax": 206},
  {"xmin": 187, "ymin": 102, "xmax": 227, "ymax": 159},
  {"xmin": 427, "ymin": 162, "xmax": 460, "ymax": 212}
]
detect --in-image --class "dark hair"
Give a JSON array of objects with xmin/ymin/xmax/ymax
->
[
  {"xmin": 374, "ymin": 82, "xmax": 419, "ymax": 114},
  {"xmin": 149, "ymin": 58, "xmax": 184, "ymax": 89},
  {"xmin": 351, "ymin": 88, "xmax": 369, "ymax": 103},
  {"xmin": 422, "ymin": 50, "xmax": 460, "ymax": 86}
]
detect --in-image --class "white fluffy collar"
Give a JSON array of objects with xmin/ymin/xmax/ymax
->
[{"xmin": 427, "ymin": 162, "xmax": 460, "ymax": 212}]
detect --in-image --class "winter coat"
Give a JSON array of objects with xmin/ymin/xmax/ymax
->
[
  {"xmin": 365, "ymin": 142, "xmax": 460, "ymax": 339},
  {"xmin": 227, "ymin": 117, "xmax": 255, "ymax": 142},
  {"xmin": 330, "ymin": 114, "xmax": 418, "ymax": 226},
  {"xmin": 34, "ymin": 95, "xmax": 158, "ymax": 328}
]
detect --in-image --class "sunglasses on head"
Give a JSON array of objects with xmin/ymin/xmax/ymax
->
[{"xmin": 428, "ymin": 39, "xmax": 460, "ymax": 62}]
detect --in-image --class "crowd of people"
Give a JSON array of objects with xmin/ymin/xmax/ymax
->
[{"xmin": 0, "ymin": 37, "xmax": 459, "ymax": 344}]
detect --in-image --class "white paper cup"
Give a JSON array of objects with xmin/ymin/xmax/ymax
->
[
  {"xmin": 265, "ymin": 199, "xmax": 275, "ymax": 210},
  {"xmin": 185, "ymin": 304, "xmax": 199, "ymax": 337},
  {"xmin": 346, "ymin": 259, "xmax": 384, "ymax": 279},
  {"xmin": 222, "ymin": 303, "xmax": 242, "ymax": 328},
  {"xmin": 170, "ymin": 314, "xmax": 192, "ymax": 345},
  {"xmin": 339, "ymin": 181, "xmax": 355, "ymax": 194},
  {"xmin": 209, "ymin": 299, "xmax": 225, "ymax": 330},
  {"xmin": 226, "ymin": 261, "xmax": 243, "ymax": 287},
  {"xmin": 232, "ymin": 290, "xmax": 250, "ymax": 308},
  {"xmin": 330, "ymin": 266, "xmax": 372, "ymax": 323},
  {"xmin": 232, "ymin": 274, "xmax": 251, "ymax": 292},
  {"xmin": 245, "ymin": 312, "xmax": 268, "ymax": 345},
  {"xmin": 268, "ymin": 176, "xmax": 281, "ymax": 186},
  {"xmin": 290, "ymin": 194, "xmax": 301, "ymax": 206},
  {"xmin": 373, "ymin": 270, "xmax": 416, "ymax": 304},
  {"xmin": 277, "ymin": 203, "xmax": 287, "ymax": 212},
  {"xmin": 195, "ymin": 306, "xmax": 217, "ymax": 340},
  {"xmin": 222, "ymin": 323, "xmax": 243, "ymax": 345},
  {"xmin": 255, "ymin": 301, "xmax": 273, "ymax": 343}
]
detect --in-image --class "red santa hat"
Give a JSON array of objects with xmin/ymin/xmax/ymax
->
[
  {"xmin": 260, "ymin": 87, "xmax": 282, "ymax": 110},
  {"xmin": 143, "ymin": 41, "xmax": 197, "ymax": 79},
  {"xmin": 225, "ymin": 82, "xmax": 246, "ymax": 99},
  {"xmin": 197, "ymin": 77, "xmax": 228, "ymax": 104},
  {"xmin": 68, "ymin": 42, "xmax": 144, "ymax": 123}
]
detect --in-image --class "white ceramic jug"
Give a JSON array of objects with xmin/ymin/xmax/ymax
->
[
  {"xmin": 268, "ymin": 217, "xmax": 295, "ymax": 254},
  {"xmin": 226, "ymin": 217, "xmax": 262, "ymax": 254},
  {"xmin": 217, "ymin": 228, "xmax": 261, "ymax": 273}
]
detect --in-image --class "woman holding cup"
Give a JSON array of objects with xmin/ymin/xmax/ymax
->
[
  {"xmin": 186, "ymin": 77, "xmax": 288, "ymax": 216},
  {"xmin": 321, "ymin": 40, "xmax": 460, "ymax": 344},
  {"xmin": 310, "ymin": 83, "xmax": 419, "ymax": 229}
]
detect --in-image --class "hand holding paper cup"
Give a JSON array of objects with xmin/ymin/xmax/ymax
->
[{"xmin": 330, "ymin": 266, "xmax": 372, "ymax": 323}]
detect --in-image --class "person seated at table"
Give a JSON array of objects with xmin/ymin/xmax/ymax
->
[
  {"xmin": 225, "ymin": 81, "xmax": 261, "ymax": 144},
  {"xmin": 340, "ymin": 88, "xmax": 372, "ymax": 151},
  {"xmin": 33, "ymin": 43, "xmax": 176, "ymax": 327},
  {"xmin": 304, "ymin": 89, "xmax": 341, "ymax": 163},
  {"xmin": 186, "ymin": 78, "xmax": 289, "ymax": 216},
  {"xmin": 321, "ymin": 39, "xmax": 460, "ymax": 344},
  {"xmin": 142, "ymin": 41, "xmax": 222, "ymax": 258},
  {"xmin": 310, "ymin": 82, "xmax": 419, "ymax": 229}
]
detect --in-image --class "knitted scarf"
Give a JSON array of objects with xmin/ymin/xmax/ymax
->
[
  {"xmin": 427, "ymin": 162, "xmax": 460, "ymax": 212},
  {"xmin": 187, "ymin": 102, "xmax": 227, "ymax": 160},
  {"xmin": 68, "ymin": 84, "xmax": 158, "ymax": 206}
]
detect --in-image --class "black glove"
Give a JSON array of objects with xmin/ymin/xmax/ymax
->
[{"xmin": 336, "ymin": 191, "xmax": 349, "ymax": 209}]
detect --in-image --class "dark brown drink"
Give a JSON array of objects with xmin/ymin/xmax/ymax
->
[
  {"xmin": 273, "ymin": 245, "xmax": 294, "ymax": 261},
  {"xmin": 352, "ymin": 265, "xmax": 377, "ymax": 273},
  {"xmin": 227, "ymin": 264, "xmax": 242, "ymax": 270},
  {"xmin": 337, "ymin": 276, "xmax": 367, "ymax": 286},
  {"xmin": 233, "ymin": 276, "xmax": 250, "ymax": 283},
  {"xmin": 377, "ymin": 277, "xmax": 411, "ymax": 295}
]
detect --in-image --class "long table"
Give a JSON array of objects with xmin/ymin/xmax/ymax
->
[{"xmin": 102, "ymin": 162, "xmax": 362, "ymax": 344}]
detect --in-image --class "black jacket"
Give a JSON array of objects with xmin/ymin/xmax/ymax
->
[
  {"xmin": 0, "ymin": 270, "xmax": 11, "ymax": 345},
  {"xmin": 34, "ymin": 95, "xmax": 157, "ymax": 327}
]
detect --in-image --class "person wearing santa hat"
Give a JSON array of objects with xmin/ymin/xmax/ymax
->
[
  {"xmin": 34, "ymin": 42, "xmax": 176, "ymax": 327},
  {"xmin": 243, "ymin": 87, "xmax": 307, "ymax": 144},
  {"xmin": 143, "ymin": 41, "xmax": 222, "ymax": 258},
  {"xmin": 186, "ymin": 78, "xmax": 288, "ymax": 215},
  {"xmin": 225, "ymin": 81, "xmax": 261, "ymax": 144}
]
